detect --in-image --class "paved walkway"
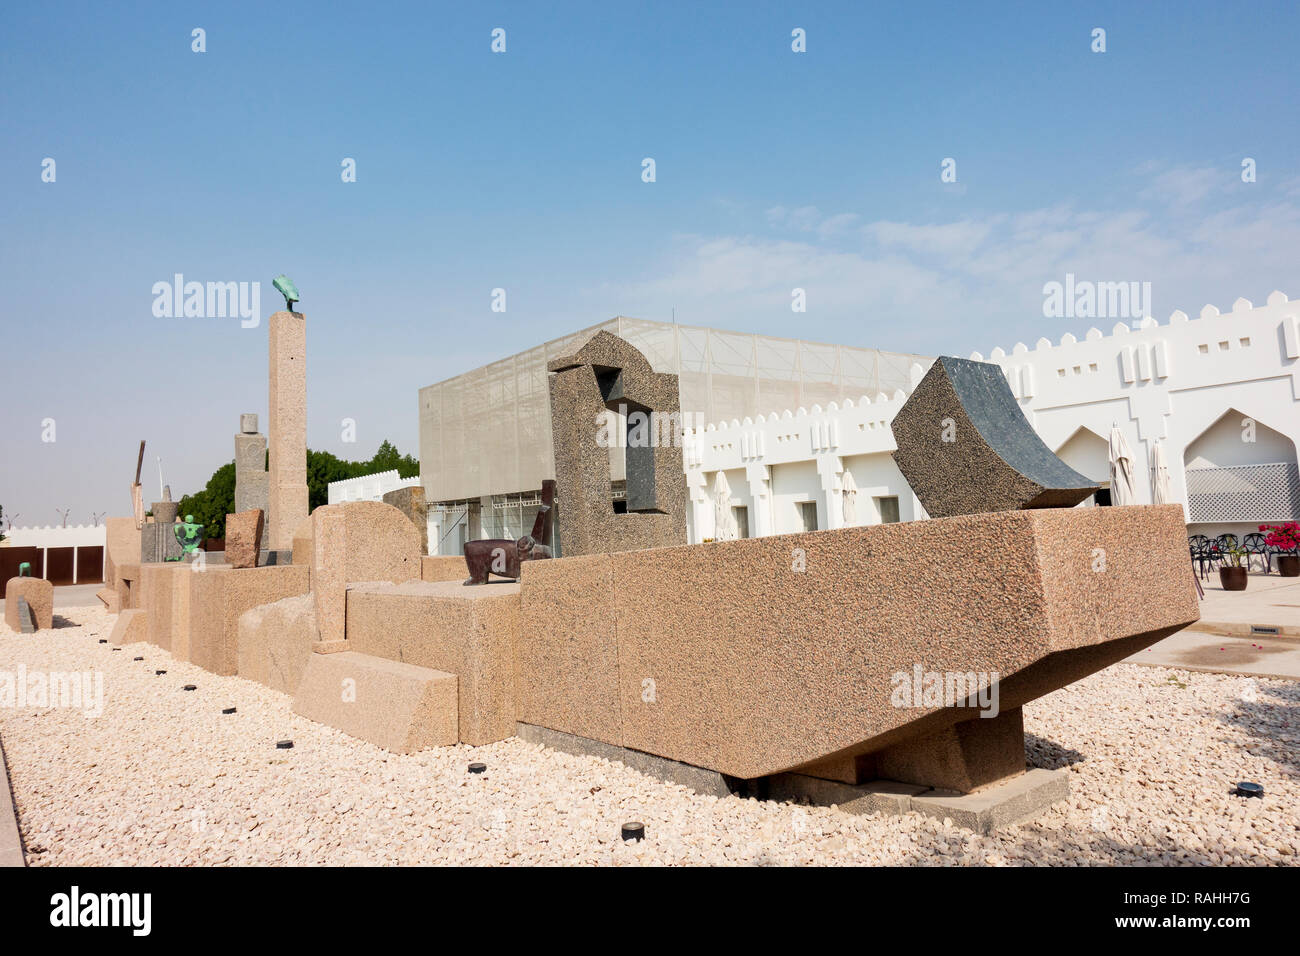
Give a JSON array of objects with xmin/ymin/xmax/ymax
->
[
  {"xmin": 1189, "ymin": 571, "xmax": 1300, "ymax": 637},
  {"xmin": 0, "ymin": 582, "xmax": 102, "ymax": 618},
  {"xmin": 1127, "ymin": 631, "xmax": 1300, "ymax": 680},
  {"xmin": 0, "ymin": 735, "xmax": 25, "ymax": 866},
  {"xmin": 1123, "ymin": 571, "xmax": 1300, "ymax": 680}
]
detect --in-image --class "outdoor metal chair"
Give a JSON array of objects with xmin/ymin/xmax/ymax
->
[
  {"xmin": 1188, "ymin": 534, "xmax": 1213, "ymax": 579},
  {"xmin": 1242, "ymin": 532, "xmax": 1271, "ymax": 574}
]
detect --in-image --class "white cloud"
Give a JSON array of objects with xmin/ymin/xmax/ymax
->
[{"xmin": 594, "ymin": 176, "xmax": 1300, "ymax": 356}]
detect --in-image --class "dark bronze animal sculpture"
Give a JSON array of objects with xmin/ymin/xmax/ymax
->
[{"xmin": 463, "ymin": 480, "xmax": 555, "ymax": 585}]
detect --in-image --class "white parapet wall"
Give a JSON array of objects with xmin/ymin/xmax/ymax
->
[
  {"xmin": 686, "ymin": 290, "xmax": 1300, "ymax": 544},
  {"xmin": 326, "ymin": 470, "xmax": 421, "ymax": 504},
  {"xmin": 4, "ymin": 524, "xmax": 107, "ymax": 548},
  {"xmin": 685, "ymin": 372, "xmax": 929, "ymax": 542}
]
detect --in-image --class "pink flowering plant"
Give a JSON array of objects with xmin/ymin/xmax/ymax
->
[{"xmin": 1260, "ymin": 522, "xmax": 1300, "ymax": 553}]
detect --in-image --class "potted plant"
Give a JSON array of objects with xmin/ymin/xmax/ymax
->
[
  {"xmin": 1260, "ymin": 522, "xmax": 1300, "ymax": 577},
  {"xmin": 1215, "ymin": 545, "xmax": 1249, "ymax": 591}
]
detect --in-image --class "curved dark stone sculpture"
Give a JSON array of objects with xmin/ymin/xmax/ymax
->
[
  {"xmin": 464, "ymin": 480, "xmax": 555, "ymax": 585},
  {"xmin": 891, "ymin": 356, "xmax": 1098, "ymax": 518}
]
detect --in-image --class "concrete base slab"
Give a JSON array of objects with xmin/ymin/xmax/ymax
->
[
  {"xmin": 766, "ymin": 767, "xmax": 1068, "ymax": 833},
  {"xmin": 516, "ymin": 723, "xmax": 734, "ymax": 797},
  {"xmin": 293, "ymin": 651, "xmax": 458, "ymax": 753},
  {"xmin": 910, "ymin": 769, "xmax": 1069, "ymax": 833},
  {"xmin": 766, "ymin": 774, "xmax": 929, "ymax": 816}
]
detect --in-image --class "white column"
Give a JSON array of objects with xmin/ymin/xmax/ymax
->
[
  {"xmin": 816, "ymin": 455, "xmax": 844, "ymax": 530},
  {"xmin": 745, "ymin": 464, "xmax": 774, "ymax": 537}
]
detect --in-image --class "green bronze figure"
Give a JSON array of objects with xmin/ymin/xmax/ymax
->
[
  {"xmin": 273, "ymin": 275, "xmax": 300, "ymax": 311},
  {"xmin": 171, "ymin": 514, "xmax": 204, "ymax": 559}
]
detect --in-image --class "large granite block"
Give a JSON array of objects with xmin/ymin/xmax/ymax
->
[
  {"xmin": 303, "ymin": 501, "xmax": 424, "ymax": 646},
  {"xmin": 516, "ymin": 555, "xmax": 622, "ymax": 746},
  {"xmin": 346, "ymin": 580, "xmax": 519, "ymax": 745},
  {"xmin": 421, "ymin": 555, "xmax": 469, "ymax": 582},
  {"xmin": 4, "ymin": 577, "xmax": 53, "ymax": 631},
  {"xmin": 382, "ymin": 486, "xmax": 428, "ymax": 555},
  {"xmin": 292, "ymin": 651, "xmax": 458, "ymax": 753},
  {"xmin": 518, "ymin": 505, "xmax": 1198, "ymax": 788},
  {"xmin": 188, "ymin": 565, "xmax": 310, "ymax": 675},
  {"xmin": 237, "ymin": 593, "xmax": 319, "ymax": 695}
]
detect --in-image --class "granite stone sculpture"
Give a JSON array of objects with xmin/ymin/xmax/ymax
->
[
  {"xmin": 891, "ymin": 355, "xmax": 1099, "ymax": 518},
  {"xmin": 463, "ymin": 480, "xmax": 555, "ymax": 585},
  {"xmin": 547, "ymin": 331, "xmax": 687, "ymax": 556},
  {"xmin": 234, "ymin": 413, "xmax": 270, "ymax": 516}
]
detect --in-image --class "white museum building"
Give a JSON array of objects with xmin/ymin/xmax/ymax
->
[{"xmin": 686, "ymin": 291, "xmax": 1300, "ymax": 546}]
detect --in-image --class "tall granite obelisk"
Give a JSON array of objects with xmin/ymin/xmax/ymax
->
[{"xmin": 267, "ymin": 310, "xmax": 309, "ymax": 550}]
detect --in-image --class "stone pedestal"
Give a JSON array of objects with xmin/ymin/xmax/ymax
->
[
  {"xmin": 267, "ymin": 311, "xmax": 308, "ymax": 551},
  {"xmin": 140, "ymin": 522, "xmax": 184, "ymax": 564}
]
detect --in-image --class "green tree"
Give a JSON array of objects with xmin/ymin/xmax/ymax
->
[
  {"xmin": 178, "ymin": 461, "xmax": 236, "ymax": 540},
  {"xmin": 368, "ymin": 439, "xmax": 419, "ymax": 479},
  {"xmin": 181, "ymin": 440, "xmax": 420, "ymax": 532},
  {"xmin": 0, "ymin": 504, "xmax": 6, "ymax": 542}
]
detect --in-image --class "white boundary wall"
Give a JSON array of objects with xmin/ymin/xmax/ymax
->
[
  {"xmin": 326, "ymin": 470, "xmax": 420, "ymax": 505},
  {"xmin": 685, "ymin": 290, "xmax": 1300, "ymax": 542}
]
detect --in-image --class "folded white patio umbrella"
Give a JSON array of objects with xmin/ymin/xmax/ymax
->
[
  {"xmin": 1150, "ymin": 438, "xmax": 1173, "ymax": 505},
  {"xmin": 713, "ymin": 471, "xmax": 738, "ymax": 540},
  {"xmin": 841, "ymin": 471, "xmax": 858, "ymax": 525},
  {"xmin": 1109, "ymin": 425, "xmax": 1137, "ymax": 506}
]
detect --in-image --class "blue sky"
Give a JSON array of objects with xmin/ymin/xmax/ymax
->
[{"xmin": 3, "ymin": 1, "xmax": 1299, "ymax": 524}]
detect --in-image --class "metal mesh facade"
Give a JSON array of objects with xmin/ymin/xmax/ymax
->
[
  {"xmin": 419, "ymin": 316, "xmax": 930, "ymax": 503},
  {"xmin": 1185, "ymin": 462, "xmax": 1300, "ymax": 522}
]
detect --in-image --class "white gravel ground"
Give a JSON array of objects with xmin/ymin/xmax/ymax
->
[{"xmin": 1, "ymin": 605, "xmax": 1296, "ymax": 866}]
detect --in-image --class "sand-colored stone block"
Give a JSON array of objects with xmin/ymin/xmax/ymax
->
[
  {"xmin": 291, "ymin": 515, "xmax": 314, "ymax": 575},
  {"xmin": 225, "ymin": 509, "xmax": 264, "ymax": 569},
  {"xmin": 189, "ymin": 565, "xmax": 310, "ymax": 676},
  {"xmin": 137, "ymin": 561, "xmax": 203, "ymax": 657},
  {"xmin": 314, "ymin": 507, "xmax": 347, "ymax": 645},
  {"xmin": 420, "ymin": 555, "xmax": 467, "ymax": 583},
  {"xmin": 346, "ymin": 580, "xmax": 519, "ymax": 745},
  {"xmin": 96, "ymin": 587, "xmax": 120, "ymax": 614},
  {"xmin": 382, "ymin": 486, "xmax": 428, "ymax": 555},
  {"xmin": 516, "ymin": 555, "xmax": 622, "ymax": 746},
  {"xmin": 116, "ymin": 563, "xmax": 140, "ymax": 611},
  {"xmin": 307, "ymin": 500, "xmax": 423, "ymax": 646},
  {"xmin": 292, "ymin": 651, "xmax": 457, "ymax": 753},
  {"xmin": 109, "ymin": 608, "xmax": 148, "ymax": 645},
  {"xmin": 518, "ymin": 504, "xmax": 1197, "ymax": 787},
  {"xmin": 4, "ymin": 577, "xmax": 53, "ymax": 631},
  {"xmin": 237, "ymin": 593, "xmax": 319, "ymax": 695},
  {"xmin": 140, "ymin": 564, "xmax": 176, "ymax": 651}
]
